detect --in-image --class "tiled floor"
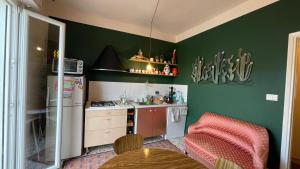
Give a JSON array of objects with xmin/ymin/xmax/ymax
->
[
  {"xmin": 168, "ymin": 137, "xmax": 185, "ymax": 152},
  {"xmin": 27, "ymin": 136, "xmax": 185, "ymax": 169},
  {"xmin": 63, "ymin": 138, "xmax": 184, "ymax": 169},
  {"xmin": 86, "ymin": 136, "xmax": 184, "ymax": 155},
  {"xmin": 26, "ymin": 134, "xmax": 50, "ymax": 169},
  {"xmin": 26, "ymin": 160, "xmax": 48, "ymax": 169}
]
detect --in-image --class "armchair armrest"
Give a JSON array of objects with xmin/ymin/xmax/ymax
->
[{"xmin": 187, "ymin": 122, "xmax": 201, "ymax": 134}]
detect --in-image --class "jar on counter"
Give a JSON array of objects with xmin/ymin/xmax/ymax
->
[{"xmin": 153, "ymin": 91, "xmax": 163, "ymax": 104}]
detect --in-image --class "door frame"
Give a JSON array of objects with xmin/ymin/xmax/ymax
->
[
  {"xmin": 0, "ymin": 1, "xmax": 8, "ymax": 169},
  {"xmin": 1, "ymin": 0, "xmax": 19, "ymax": 169},
  {"xmin": 280, "ymin": 32, "xmax": 300, "ymax": 169},
  {"xmin": 16, "ymin": 9, "xmax": 65, "ymax": 169}
]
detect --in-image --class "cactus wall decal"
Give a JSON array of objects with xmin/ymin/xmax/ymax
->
[
  {"xmin": 191, "ymin": 56, "xmax": 204, "ymax": 84},
  {"xmin": 202, "ymin": 63, "xmax": 212, "ymax": 81},
  {"xmin": 191, "ymin": 48, "xmax": 253, "ymax": 84},
  {"xmin": 236, "ymin": 48, "xmax": 253, "ymax": 82},
  {"xmin": 211, "ymin": 52, "xmax": 224, "ymax": 84},
  {"xmin": 226, "ymin": 55, "xmax": 236, "ymax": 81},
  {"xmin": 220, "ymin": 58, "xmax": 228, "ymax": 83}
]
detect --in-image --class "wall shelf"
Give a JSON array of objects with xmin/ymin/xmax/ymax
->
[
  {"xmin": 93, "ymin": 69, "xmax": 177, "ymax": 77},
  {"xmin": 129, "ymin": 58, "xmax": 178, "ymax": 66},
  {"xmin": 128, "ymin": 72, "xmax": 176, "ymax": 77}
]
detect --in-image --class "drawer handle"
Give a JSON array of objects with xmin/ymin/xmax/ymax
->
[
  {"xmin": 106, "ymin": 118, "xmax": 111, "ymax": 120},
  {"xmin": 105, "ymin": 131, "xmax": 110, "ymax": 134}
]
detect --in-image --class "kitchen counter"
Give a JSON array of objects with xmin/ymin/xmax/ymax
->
[
  {"xmin": 130, "ymin": 103, "xmax": 187, "ymax": 108},
  {"xmin": 85, "ymin": 104, "xmax": 134, "ymax": 111},
  {"xmin": 85, "ymin": 101, "xmax": 187, "ymax": 111}
]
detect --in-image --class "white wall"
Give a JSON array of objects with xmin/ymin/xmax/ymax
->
[{"xmin": 88, "ymin": 81, "xmax": 188, "ymax": 103}]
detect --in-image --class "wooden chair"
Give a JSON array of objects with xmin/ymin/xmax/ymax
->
[
  {"xmin": 215, "ymin": 157, "xmax": 243, "ymax": 169},
  {"xmin": 113, "ymin": 134, "xmax": 144, "ymax": 155}
]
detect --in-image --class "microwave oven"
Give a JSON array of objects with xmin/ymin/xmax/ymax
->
[{"xmin": 52, "ymin": 58, "xmax": 83, "ymax": 74}]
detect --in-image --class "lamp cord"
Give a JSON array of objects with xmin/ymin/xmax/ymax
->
[{"xmin": 149, "ymin": 0, "xmax": 160, "ymax": 58}]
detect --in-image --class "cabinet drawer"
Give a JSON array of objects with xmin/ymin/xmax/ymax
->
[
  {"xmin": 85, "ymin": 115, "xmax": 127, "ymax": 130},
  {"xmin": 86, "ymin": 109, "xmax": 127, "ymax": 118},
  {"xmin": 84, "ymin": 127, "xmax": 126, "ymax": 147}
]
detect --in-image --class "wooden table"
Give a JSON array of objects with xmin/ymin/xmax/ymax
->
[{"xmin": 99, "ymin": 148, "xmax": 208, "ymax": 169}]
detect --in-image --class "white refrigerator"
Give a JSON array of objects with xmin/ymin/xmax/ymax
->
[{"xmin": 46, "ymin": 75, "xmax": 85, "ymax": 160}]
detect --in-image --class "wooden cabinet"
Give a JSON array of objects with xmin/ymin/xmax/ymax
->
[
  {"xmin": 137, "ymin": 108, "xmax": 153, "ymax": 137},
  {"xmin": 137, "ymin": 107, "xmax": 166, "ymax": 138},
  {"xmin": 84, "ymin": 109, "xmax": 127, "ymax": 148},
  {"xmin": 152, "ymin": 108, "xmax": 167, "ymax": 136}
]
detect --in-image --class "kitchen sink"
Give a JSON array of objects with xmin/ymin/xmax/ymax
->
[{"xmin": 137, "ymin": 102, "xmax": 157, "ymax": 105}]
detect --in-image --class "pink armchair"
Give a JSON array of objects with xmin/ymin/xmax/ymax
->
[{"xmin": 184, "ymin": 112, "xmax": 269, "ymax": 169}]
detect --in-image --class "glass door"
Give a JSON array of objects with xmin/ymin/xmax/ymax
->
[
  {"xmin": 17, "ymin": 10, "xmax": 65, "ymax": 169},
  {"xmin": 0, "ymin": 1, "xmax": 7, "ymax": 169}
]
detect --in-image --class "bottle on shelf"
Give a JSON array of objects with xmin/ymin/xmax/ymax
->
[{"xmin": 171, "ymin": 49, "xmax": 176, "ymax": 64}]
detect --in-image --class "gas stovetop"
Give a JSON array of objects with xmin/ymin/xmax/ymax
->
[{"xmin": 91, "ymin": 101, "xmax": 116, "ymax": 107}]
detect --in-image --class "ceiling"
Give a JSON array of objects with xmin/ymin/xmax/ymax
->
[{"xmin": 44, "ymin": 0, "xmax": 278, "ymax": 42}]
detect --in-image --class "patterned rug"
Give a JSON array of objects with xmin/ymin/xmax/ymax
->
[{"xmin": 63, "ymin": 140, "xmax": 183, "ymax": 169}]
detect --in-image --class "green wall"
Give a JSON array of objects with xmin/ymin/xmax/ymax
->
[
  {"xmin": 56, "ymin": 18, "xmax": 176, "ymax": 84},
  {"xmin": 175, "ymin": 0, "xmax": 300, "ymax": 168}
]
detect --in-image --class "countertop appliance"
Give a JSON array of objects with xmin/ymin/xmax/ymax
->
[
  {"xmin": 165, "ymin": 106, "xmax": 187, "ymax": 139},
  {"xmin": 46, "ymin": 75, "xmax": 85, "ymax": 160},
  {"xmin": 52, "ymin": 58, "xmax": 83, "ymax": 74},
  {"xmin": 91, "ymin": 101, "xmax": 116, "ymax": 107}
]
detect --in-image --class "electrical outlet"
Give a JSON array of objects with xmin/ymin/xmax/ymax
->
[{"xmin": 266, "ymin": 94, "xmax": 278, "ymax": 102}]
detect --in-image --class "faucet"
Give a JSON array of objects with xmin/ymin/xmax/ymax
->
[{"xmin": 119, "ymin": 91, "xmax": 128, "ymax": 104}]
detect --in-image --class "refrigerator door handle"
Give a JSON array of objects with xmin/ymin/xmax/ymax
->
[
  {"xmin": 46, "ymin": 87, "xmax": 50, "ymax": 107},
  {"xmin": 49, "ymin": 99, "xmax": 57, "ymax": 102},
  {"xmin": 47, "ymin": 87, "xmax": 57, "ymax": 106}
]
